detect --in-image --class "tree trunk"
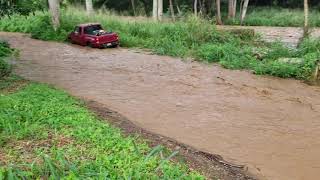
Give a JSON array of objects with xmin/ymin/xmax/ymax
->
[
  {"xmin": 232, "ymin": 0, "xmax": 237, "ymax": 19},
  {"xmin": 199, "ymin": 0, "xmax": 206, "ymax": 15},
  {"xmin": 199, "ymin": 0, "xmax": 203, "ymax": 15},
  {"xmin": 240, "ymin": 0, "xmax": 249, "ymax": 25},
  {"xmin": 303, "ymin": 0, "xmax": 309, "ymax": 37},
  {"xmin": 206, "ymin": 0, "xmax": 213, "ymax": 16},
  {"xmin": 194, "ymin": 0, "xmax": 198, "ymax": 16},
  {"xmin": 131, "ymin": 0, "xmax": 136, "ymax": 16},
  {"xmin": 153, "ymin": 0, "xmax": 158, "ymax": 20},
  {"xmin": 169, "ymin": 0, "xmax": 175, "ymax": 21},
  {"xmin": 228, "ymin": 0, "xmax": 233, "ymax": 19},
  {"xmin": 48, "ymin": 0, "xmax": 60, "ymax": 30},
  {"xmin": 239, "ymin": 0, "xmax": 244, "ymax": 19},
  {"xmin": 215, "ymin": 0, "xmax": 222, "ymax": 25},
  {"xmin": 140, "ymin": 0, "xmax": 151, "ymax": 16},
  {"xmin": 85, "ymin": 0, "xmax": 93, "ymax": 15},
  {"xmin": 157, "ymin": 0, "xmax": 163, "ymax": 21},
  {"xmin": 176, "ymin": 1, "xmax": 181, "ymax": 15}
]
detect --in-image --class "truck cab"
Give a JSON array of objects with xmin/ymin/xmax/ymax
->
[{"xmin": 68, "ymin": 23, "xmax": 119, "ymax": 48}]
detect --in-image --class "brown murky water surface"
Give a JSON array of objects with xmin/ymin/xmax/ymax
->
[{"xmin": 1, "ymin": 32, "xmax": 320, "ymax": 180}]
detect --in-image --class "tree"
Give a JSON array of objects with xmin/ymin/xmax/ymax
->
[
  {"xmin": 303, "ymin": 0, "xmax": 309, "ymax": 37},
  {"xmin": 152, "ymin": 0, "xmax": 163, "ymax": 21},
  {"xmin": 228, "ymin": 0, "xmax": 233, "ymax": 19},
  {"xmin": 130, "ymin": 0, "xmax": 136, "ymax": 16},
  {"xmin": 153, "ymin": 0, "xmax": 157, "ymax": 20},
  {"xmin": 228, "ymin": 0, "xmax": 238, "ymax": 19},
  {"xmin": 157, "ymin": 0, "xmax": 163, "ymax": 21},
  {"xmin": 85, "ymin": 0, "xmax": 93, "ymax": 15},
  {"xmin": 240, "ymin": 0, "xmax": 249, "ymax": 25},
  {"xmin": 199, "ymin": 0, "xmax": 207, "ymax": 15},
  {"xmin": 194, "ymin": 0, "xmax": 198, "ymax": 16},
  {"xmin": 215, "ymin": 0, "xmax": 222, "ymax": 25},
  {"xmin": 169, "ymin": 0, "xmax": 175, "ymax": 21},
  {"xmin": 176, "ymin": 1, "xmax": 181, "ymax": 15},
  {"xmin": 139, "ymin": 0, "xmax": 152, "ymax": 16},
  {"xmin": 48, "ymin": 0, "xmax": 60, "ymax": 30},
  {"xmin": 0, "ymin": 0, "xmax": 46, "ymax": 18},
  {"xmin": 232, "ymin": 0, "xmax": 237, "ymax": 20}
]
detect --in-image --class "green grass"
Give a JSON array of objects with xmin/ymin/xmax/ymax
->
[
  {"xmin": 0, "ymin": 41, "xmax": 14, "ymax": 78},
  {"xmin": 0, "ymin": 77, "xmax": 203, "ymax": 179},
  {"xmin": 226, "ymin": 7, "xmax": 320, "ymax": 27},
  {"xmin": 0, "ymin": 7, "xmax": 319, "ymax": 80}
]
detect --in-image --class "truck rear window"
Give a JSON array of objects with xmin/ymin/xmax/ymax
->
[{"xmin": 84, "ymin": 25, "xmax": 103, "ymax": 35}]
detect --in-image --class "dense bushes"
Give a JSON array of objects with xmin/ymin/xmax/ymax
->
[
  {"xmin": 0, "ymin": 8, "xmax": 319, "ymax": 80},
  {"xmin": 0, "ymin": 41, "xmax": 13, "ymax": 78}
]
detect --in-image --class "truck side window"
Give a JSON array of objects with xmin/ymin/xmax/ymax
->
[
  {"xmin": 84, "ymin": 27, "xmax": 94, "ymax": 35},
  {"xmin": 84, "ymin": 25, "xmax": 102, "ymax": 35},
  {"xmin": 74, "ymin": 27, "xmax": 81, "ymax": 34}
]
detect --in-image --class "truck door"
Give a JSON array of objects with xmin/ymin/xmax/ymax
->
[{"xmin": 71, "ymin": 26, "xmax": 82, "ymax": 44}]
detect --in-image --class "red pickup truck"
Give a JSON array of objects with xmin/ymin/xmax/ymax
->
[{"xmin": 68, "ymin": 23, "xmax": 119, "ymax": 48}]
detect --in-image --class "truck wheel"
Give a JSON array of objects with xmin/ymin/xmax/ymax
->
[
  {"xmin": 111, "ymin": 44, "xmax": 119, "ymax": 48},
  {"xmin": 67, "ymin": 37, "xmax": 73, "ymax": 44},
  {"xmin": 87, "ymin": 42, "xmax": 94, "ymax": 48}
]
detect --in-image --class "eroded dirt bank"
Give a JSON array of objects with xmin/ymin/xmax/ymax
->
[{"xmin": 1, "ymin": 32, "xmax": 320, "ymax": 180}]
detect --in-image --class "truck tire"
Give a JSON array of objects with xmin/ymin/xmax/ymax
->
[{"xmin": 87, "ymin": 42, "xmax": 94, "ymax": 48}]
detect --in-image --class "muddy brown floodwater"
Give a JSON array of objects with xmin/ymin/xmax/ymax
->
[
  {"xmin": 1, "ymin": 32, "xmax": 320, "ymax": 180},
  {"xmin": 218, "ymin": 26, "xmax": 320, "ymax": 48}
]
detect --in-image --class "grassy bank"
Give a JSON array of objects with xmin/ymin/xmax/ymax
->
[
  {"xmin": 0, "ymin": 43, "xmax": 203, "ymax": 179},
  {"xmin": 0, "ymin": 41, "xmax": 14, "ymax": 78},
  {"xmin": 0, "ymin": 8, "xmax": 319, "ymax": 81},
  {"xmin": 226, "ymin": 7, "xmax": 320, "ymax": 27},
  {"xmin": 0, "ymin": 80, "xmax": 203, "ymax": 179}
]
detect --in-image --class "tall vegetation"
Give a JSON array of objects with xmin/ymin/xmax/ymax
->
[{"xmin": 226, "ymin": 7, "xmax": 320, "ymax": 27}]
